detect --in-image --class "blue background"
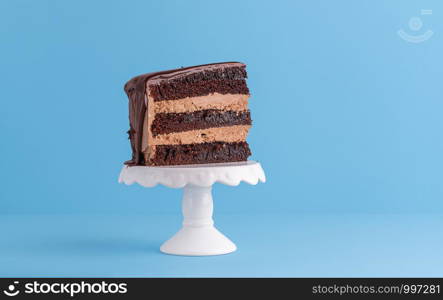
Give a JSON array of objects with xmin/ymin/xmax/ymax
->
[{"xmin": 1, "ymin": 0, "xmax": 442, "ymax": 277}]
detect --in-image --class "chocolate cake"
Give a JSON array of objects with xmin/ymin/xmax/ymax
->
[{"xmin": 123, "ymin": 62, "xmax": 252, "ymax": 166}]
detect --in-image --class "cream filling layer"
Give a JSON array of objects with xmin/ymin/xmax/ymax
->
[
  {"xmin": 149, "ymin": 125, "xmax": 251, "ymax": 146},
  {"xmin": 153, "ymin": 93, "xmax": 249, "ymax": 114}
]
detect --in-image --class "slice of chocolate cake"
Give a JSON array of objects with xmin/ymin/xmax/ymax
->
[{"xmin": 123, "ymin": 62, "xmax": 252, "ymax": 166}]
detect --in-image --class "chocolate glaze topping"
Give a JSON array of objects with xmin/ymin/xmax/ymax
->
[{"xmin": 123, "ymin": 62, "xmax": 247, "ymax": 166}]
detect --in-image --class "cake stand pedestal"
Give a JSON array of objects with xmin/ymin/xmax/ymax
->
[{"xmin": 118, "ymin": 161, "xmax": 266, "ymax": 256}]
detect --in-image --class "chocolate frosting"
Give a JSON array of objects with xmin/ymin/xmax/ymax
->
[{"xmin": 123, "ymin": 62, "xmax": 246, "ymax": 165}]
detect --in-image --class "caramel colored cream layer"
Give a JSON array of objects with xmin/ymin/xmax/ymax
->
[
  {"xmin": 153, "ymin": 93, "xmax": 249, "ymax": 114},
  {"xmin": 149, "ymin": 125, "xmax": 251, "ymax": 146}
]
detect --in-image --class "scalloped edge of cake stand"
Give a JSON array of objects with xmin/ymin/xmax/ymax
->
[{"xmin": 118, "ymin": 160, "xmax": 266, "ymax": 188}]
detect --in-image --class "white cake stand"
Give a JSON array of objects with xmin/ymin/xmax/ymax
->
[{"xmin": 118, "ymin": 161, "xmax": 266, "ymax": 256}]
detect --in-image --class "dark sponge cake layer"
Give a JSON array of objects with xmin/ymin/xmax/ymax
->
[
  {"xmin": 151, "ymin": 142, "xmax": 251, "ymax": 166},
  {"xmin": 151, "ymin": 109, "xmax": 251, "ymax": 136},
  {"xmin": 149, "ymin": 65, "xmax": 249, "ymax": 101},
  {"xmin": 150, "ymin": 79, "xmax": 249, "ymax": 102}
]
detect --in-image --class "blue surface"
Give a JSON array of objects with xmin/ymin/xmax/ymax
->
[
  {"xmin": 1, "ymin": 214, "xmax": 443, "ymax": 277},
  {"xmin": 1, "ymin": 0, "xmax": 443, "ymax": 276}
]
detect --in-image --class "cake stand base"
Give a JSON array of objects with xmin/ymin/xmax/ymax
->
[
  {"xmin": 119, "ymin": 161, "xmax": 265, "ymax": 256},
  {"xmin": 160, "ymin": 227, "xmax": 236, "ymax": 256},
  {"xmin": 160, "ymin": 185, "xmax": 236, "ymax": 256}
]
